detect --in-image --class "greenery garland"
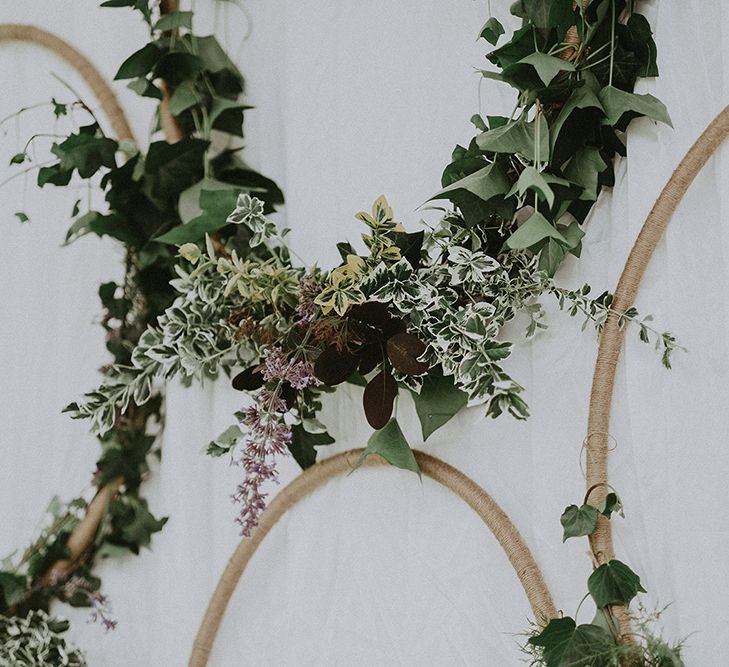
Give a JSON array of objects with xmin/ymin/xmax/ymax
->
[
  {"xmin": 1, "ymin": 0, "xmax": 281, "ymax": 655},
  {"xmin": 3, "ymin": 0, "xmax": 688, "ymax": 664}
]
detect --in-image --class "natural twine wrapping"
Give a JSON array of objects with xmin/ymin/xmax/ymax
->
[
  {"xmin": 188, "ymin": 449, "xmax": 557, "ymax": 667},
  {"xmin": 0, "ymin": 24, "xmax": 134, "ymax": 143},
  {"xmin": 586, "ymin": 104, "xmax": 729, "ymax": 642}
]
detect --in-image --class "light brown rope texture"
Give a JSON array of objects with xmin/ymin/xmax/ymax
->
[
  {"xmin": 189, "ymin": 449, "xmax": 557, "ymax": 667},
  {"xmin": 586, "ymin": 104, "xmax": 729, "ymax": 642},
  {"xmin": 0, "ymin": 24, "xmax": 134, "ymax": 142}
]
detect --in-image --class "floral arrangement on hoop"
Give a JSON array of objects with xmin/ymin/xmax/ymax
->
[{"xmin": 3, "ymin": 0, "xmax": 688, "ymax": 664}]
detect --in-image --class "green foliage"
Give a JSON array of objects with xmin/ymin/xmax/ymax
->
[
  {"xmin": 437, "ymin": 0, "xmax": 668, "ymax": 276},
  {"xmin": 411, "ymin": 374, "xmax": 467, "ymax": 441},
  {"xmin": 528, "ymin": 616, "xmax": 616, "ymax": 667},
  {"xmin": 355, "ymin": 418, "xmax": 420, "ymax": 476},
  {"xmin": 560, "ymin": 503, "xmax": 599, "ymax": 541},
  {"xmin": 588, "ymin": 559, "xmax": 646, "ymax": 608},
  {"xmin": 479, "ymin": 17, "xmax": 505, "ymax": 46},
  {"xmin": 289, "ymin": 425, "xmax": 335, "ymax": 469},
  {"xmin": 0, "ymin": 611, "xmax": 86, "ymax": 666}
]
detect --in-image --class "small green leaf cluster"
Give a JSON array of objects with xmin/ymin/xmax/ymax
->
[{"xmin": 0, "ymin": 610, "xmax": 86, "ymax": 667}]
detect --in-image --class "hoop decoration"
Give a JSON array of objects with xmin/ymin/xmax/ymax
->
[
  {"xmin": 189, "ymin": 449, "xmax": 557, "ymax": 666},
  {"xmin": 585, "ymin": 104, "xmax": 729, "ymax": 641},
  {"xmin": 0, "ymin": 24, "xmax": 135, "ymax": 143}
]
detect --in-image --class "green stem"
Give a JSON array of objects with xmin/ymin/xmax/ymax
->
[{"xmin": 609, "ymin": 0, "xmax": 616, "ymax": 87}]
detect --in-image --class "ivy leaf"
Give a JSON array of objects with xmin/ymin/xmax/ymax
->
[
  {"xmin": 550, "ymin": 85, "xmax": 604, "ymax": 157},
  {"xmin": 519, "ymin": 0, "xmax": 555, "ymax": 30},
  {"xmin": 0, "ymin": 571, "xmax": 29, "ymax": 608},
  {"xmin": 112, "ymin": 496, "xmax": 168, "ymax": 552},
  {"xmin": 507, "ymin": 166, "xmax": 572, "ymax": 209},
  {"xmin": 169, "ymin": 80, "xmax": 199, "ymax": 116},
  {"xmin": 538, "ymin": 238, "xmax": 566, "ymax": 276},
  {"xmin": 528, "ymin": 617, "xmax": 616, "ymax": 667},
  {"xmin": 479, "ymin": 17, "xmax": 505, "ymax": 45},
  {"xmin": 206, "ymin": 425, "xmax": 243, "ymax": 458},
  {"xmin": 289, "ymin": 424, "xmax": 335, "ymax": 470},
  {"xmin": 157, "ymin": 188, "xmax": 242, "ymax": 243},
  {"xmin": 599, "ymin": 86, "xmax": 672, "ymax": 129},
  {"xmin": 14, "ymin": 212, "xmax": 29, "ymax": 223},
  {"xmin": 626, "ymin": 14, "xmax": 658, "ymax": 77},
  {"xmin": 51, "ymin": 125, "xmax": 118, "ymax": 179},
  {"xmin": 429, "ymin": 161, "xmax": 509, "ymax": 203},
  {"xmin": 37, "ymin": 164, "xmax": 72, "ymax": 187},
  {"xmin": 560, "ymin": 503, "xmax": 599, "ymax": 541},
  {"xmin": 363, "ymin": 370, "xmax": 398, "ymax": 430},
  {"xmin": 505, "ymin": 211, "xmax": 569, "ymax": 251},
  {"xmin": 411, "ymin": 374, "xmax": 467, "ymax": 441},
  {"xmin": 177, "ymin": 178, "xmax": 239, "ymax": 224},
  {"xmin": 386, "ymin": 332, "xmax": 428, "ymax": 376},
  {"xmin": 599, "ymin": 492, "xmax": 624, "ymax": 519},
  {"xmin": 51, "ymin": 97, "xmax": 68, "ymax": 117},
  {"xmin": 154, "ymin": 10, "xmax": 193, "ymax": 32},
  {"xmin": 114, "ymin": 43, "xmax": 162, "ymax": 80},
  {"xmin": 355, "ymin": 418, "xmax": 420, "ymax": 476},
  {"xmin": 194, "ymin": 35, "xmax": 240, "ymax": 74},
  {"xmin": 9, "ymin": 152, "xmax": 26, "ymax": 165},
  {"xmin": 517, "ymin": 52, "xmax": 575, "ymax": 86},
  {"xmin": 143, "ymin": 137, "xmax": 208, "ymax": 204},
  {"xmin": 100, "ymin": 0, "xmax": 152, "ymax": 23},
  {"xmin": 563, "ymin": 146, "xmax": 608, "ymax": 201},
  {"xmin": 127, "ymin": 77, "xmax": 162, "ymax": 99},
  {"xmin": 588, "ymin": 559, "xmax": 647, "ymax": 608},
  {"xmin": 476, "ymin": 116, "xmax": 550, "ymax": 162},
  {"xmin": 549, "ymin": 0, "xmax": 578, "ymax": 40},
  {"xmin": 153, "ymin": 52, "xmax": 205, "ymax": 87}
]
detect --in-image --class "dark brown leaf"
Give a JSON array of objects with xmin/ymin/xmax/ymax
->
[
  {"xmin": 386, "ymin": 332, "xmax": 428, "ymax": 375},
  {"xmin": 280, "ymin": 383, "xmax": 297, "ymax": 410},
  {"xmin": 358, "ymin": 343, "xmax": 383, "ymax": 376},
  {"xmin": 363, "ymin": 370, "xmax": 398, "ymax": 430},
  {"xmin": 347, "ymin": 301, "xmax": 391, "ymax": 326},
  {"xmin": 313, "ymin": 346, "xmax": 359, "ymax": 386},
  {"xmin": 232, "ymin": 366, "xmax": 264, "ymax": 391}
]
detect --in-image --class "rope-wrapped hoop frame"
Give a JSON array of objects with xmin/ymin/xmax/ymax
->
[
  {"xmin": 584, "ymin": 104, "xmax": 729, "ymax": 641},
  {"xmin": 188, "ymin": 449, "xmax": 558, "ymax": 667}
]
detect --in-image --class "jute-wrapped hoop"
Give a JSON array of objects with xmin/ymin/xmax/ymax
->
[
  {"xmin": 189, "ymin": 449, "xmax": 558, "ymax": 666},
  {"xmin": 585, "ymin": 104, "xmax": 729, "ymax": 641},
  {"xmin": 0, "ymin": 24, "xmax": 134, "ymax": 143}
]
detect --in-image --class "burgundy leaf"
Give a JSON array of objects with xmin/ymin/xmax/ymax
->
[
  {"xmin": 313, "ymin": 346, "xmax": 359, "ymax": 386},
  {"xmin": 386, "ymin": 332, "xmax": 429, "ymax": 375},
  {"xmin": 363, "ymin": 370, "xmax": 398, "ymax": 430}
]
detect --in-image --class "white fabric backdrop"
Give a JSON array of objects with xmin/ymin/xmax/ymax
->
[{"xmin": 1, "ymin": 1, "xmax": 728, "ymax": 664}]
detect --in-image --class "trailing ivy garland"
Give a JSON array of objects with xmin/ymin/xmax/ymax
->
[
  {"xmin": 1, "ymin": 0, "xmax": 281, "ymax": 657},
  {"xmin": 3, "ymin": 0, "xmax": 687, "ymax": 664}
]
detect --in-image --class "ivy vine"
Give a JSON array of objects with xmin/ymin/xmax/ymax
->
[{"xmin": 1, "ymin": 0, "xmax": 281, "ymax": 643}]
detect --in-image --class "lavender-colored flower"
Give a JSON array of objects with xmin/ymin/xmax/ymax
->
[
  {"xmin": 296, "ymin": 274, "xmax": 322, "ymax": 324},
  {"xmin": 233, "ymin": 389, "xmax": 294, "ymax": 536},
  {"xmin": 261, "ymin": 347, "xmax": 320, "ymax": 390},
  {"xmin": 63, "ymin": 577, "xmax": 117, "ymax": 632}
]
